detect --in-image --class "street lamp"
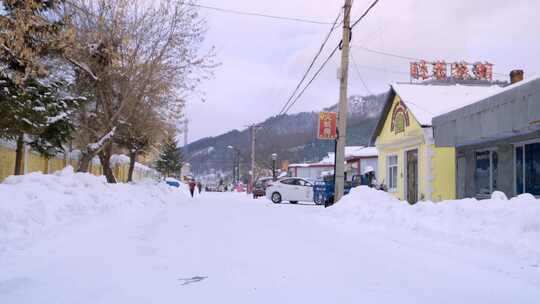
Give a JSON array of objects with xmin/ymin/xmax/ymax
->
[{"xmin": 271, "ymin": 153, "xmax": 278, "ymax": 181}]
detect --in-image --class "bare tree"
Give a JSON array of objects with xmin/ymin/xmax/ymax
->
[
  {"xmin": 68, "ymin": 0, "xmax": 215, "ymax": 182},
  {"xmin": 115, "ymin": 106, "xmax": 169, "ymax": 182}
]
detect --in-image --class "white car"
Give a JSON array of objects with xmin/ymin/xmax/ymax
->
[{"xmin": 265, "ymin": 177, "xmax": 314, "ymax": 204}]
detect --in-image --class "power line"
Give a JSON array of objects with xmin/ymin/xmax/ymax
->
[
  {"xmin": 350, "ymin": 52, "xmax": 373, "ymax": 95},
  {"xmin": 353, "ymin": 44, "xmax": 420, "ymax": 61},
  {"xmin": 351, "ymin": 0, "xmax": 380, "ymax": 28},
  {"xmin": 351, "ymin": 44, "xmax": 508, "ymax": 77},
  {"xmin": 278, "ymin": 11, "xmax": 342, "ymax": 115},
  {"xmin": 282, "ymin": 45, "xmax": 340, "ymax": 115},
  {"xmin": 279, "ymin": 0, "xmax": 382, "ymax": 115},
  {"xmin": 190, "ymin": 3, "xmax": 334, "ymax": 25}
]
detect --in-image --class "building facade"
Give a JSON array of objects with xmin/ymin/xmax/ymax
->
[
  {"xmin": 344, "ymin": 147, "xmax": 379, "ymax": 179},
  {"xmin": 288, "ymin": 163, "xmax": 334, "ymax": 180},
  {"xmin": 433, "ymin": 75, "xmax": 540, "ymax": 199},
  {"xmin": 371, "ymin": 83, "xmax": 504, "ymax": 203},
  {"xmin": 288, "ymin": 146, "xmax": 378, "ymax": 181}
]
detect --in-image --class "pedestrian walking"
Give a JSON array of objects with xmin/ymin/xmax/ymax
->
[
  {"xmin": 189, "ymin": 179, "xmax": 197, "ymax": 197},
  {"xmin": 197, "ymin": 181, "xmax": 202, "ymax": 194}
]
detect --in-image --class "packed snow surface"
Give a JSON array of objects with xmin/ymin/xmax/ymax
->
[{"xmin": 0, "ymin": 170, "xmax": 539, "ymax": 303}]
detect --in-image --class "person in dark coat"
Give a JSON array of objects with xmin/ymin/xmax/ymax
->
[
  {"xmin": 197, "ymin": 181, "xmax": 202, "ymax": 194},
  {"xmin": 189, "ymin": 180, "xmax": 197, "ymax": 197},
  {"xmin": 362, "ymin": 166, "xmax": 377, "ymax": 188}
]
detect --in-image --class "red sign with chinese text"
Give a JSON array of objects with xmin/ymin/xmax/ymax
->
[
  {"xmin": 410, "ymin": 61, "xmax": 493, "ymax": 81},
  {"xmin": 318, "ymin": 112, "xmax": 337, "ymax": 140}
]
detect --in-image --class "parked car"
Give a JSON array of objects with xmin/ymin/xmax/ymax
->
[
  {"xmin": 253, "ymin": 177, "xmax": 273, "ymax": 199},
  {"xmin": 165, "ymin": 177, "xmax": 181, "ymax": 188},
  {"xmin": 266, "ymin": 177, "xmax": 314, "ymax": 204}
]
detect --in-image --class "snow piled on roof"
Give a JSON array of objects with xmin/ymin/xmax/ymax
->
[
  {"xmin": 346, "ymin": 146, "xmax": 378, "ymax": 159},
  {"xmin": 393, "ymin": 83, "xmax": 504, "ymax": 126}
]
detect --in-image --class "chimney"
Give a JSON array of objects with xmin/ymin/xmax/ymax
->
[{"xmin": 510, "ymin": 69, "xmax": 524, "ymax": 84}]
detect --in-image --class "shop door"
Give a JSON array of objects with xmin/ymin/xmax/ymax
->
[{"xmin": 406, "ymin": 149, "xmax": 419, "ymax": 204}]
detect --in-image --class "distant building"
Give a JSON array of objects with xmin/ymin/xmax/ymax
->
[
  {"xmin": 288, "ymin": 161, "xmax": 333, "ymax": 180},
  {"xmin": 371, "ymin": 82, "xmax": 505, "ymax": 203},
  {"xmin": 288, "ymin": 146, "xmax": 378, "ymax": 180},
  {"xmin": 344, "ymin": 146, "xmax": 378, "ymax": 179},
  {"xmin": 433, "ymin": 72, "xmax": 540, "ymax": 199}
]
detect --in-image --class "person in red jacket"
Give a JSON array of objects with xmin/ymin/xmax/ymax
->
[{"xmin": 188, "ymin": 180, "xmax": 197, "ymax": 197}]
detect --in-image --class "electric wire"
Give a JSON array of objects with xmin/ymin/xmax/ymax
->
[
  {"xmin": 190, "ymin": 3, "xmax": 334, "ymax": 25},
  {"xmin": 350, "ymin": 52, "xmax": 373, "ymax": 95},
  {"xmin": 279, "ymin": 0, "xmax": 381, "ymax": 115},
  {"xmin": 278, "ymin": 11, "xmax": 342, "ymax": 115},
  {"xmin": 281, "ymin": 45, "xmax": 340, "ymax": 115},
  {"xmin": 352, "ymin": 44, "xmax": 507, "ymax": 77},
  {"xmin": 351, "ymin": 0, "xmax": 380, "ymax": 28}
]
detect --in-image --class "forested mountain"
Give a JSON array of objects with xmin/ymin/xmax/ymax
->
[{"xmin": 184, "ymin": 93, "xmax": 387, "ymax": 176}]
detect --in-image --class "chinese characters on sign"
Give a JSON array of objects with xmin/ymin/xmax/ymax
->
[
  {"xmin": 410, "ymin": 61, "xmax": 493, "ymax": 81},
  {"xmin": 317, "ymin": 112, "xmax": 337, "ymax": 140}
]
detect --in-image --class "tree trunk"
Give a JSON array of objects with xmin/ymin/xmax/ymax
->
[
  {"xmin": 77, "ymin": 152, "xmax": 94, "ymax": 173},
  {"xmin": 99, "ymin": 143, "xmax": 117, "ymax": 184},
  {"xmin": 77, "ymin": 128, "xmax": 117, "ymax": 173},
  {"xmin": 127, "ymin": 151, "xmax": 137, "ymax": 183},
  {"xmin": 14, "ymin": 133, "xmax": 24, "ymax": 175}
]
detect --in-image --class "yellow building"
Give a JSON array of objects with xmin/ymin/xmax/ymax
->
[{"xmin": 371, "ymin": 83, "xmax": 503, "ymax": 203}]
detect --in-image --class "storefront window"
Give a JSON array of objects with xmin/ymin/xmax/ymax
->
[
  {"xmin": 475, "ymin": 151, "xmax": 491, "ymax": 196},
  {"xmin": 387, "ymin": 155, "xmax": 398, "ymax": 192},
  {"xmin": 516, "ymin": 146, "xmax": 524, "ymax": 195},
  {"xmin": 525, "ymin": 143, "xmax": 540, "ymax": 196},
  {"xmin": 492, "ymin": 150, "xmax": 498, "ymax": 191}
]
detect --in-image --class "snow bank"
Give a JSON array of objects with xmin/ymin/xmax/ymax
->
[
  {"xmin": 328, "ymin": 187, "xmax": 540, "ymax": 263},
  {"xmin": 0, "ymin": 167, "xmax": 188, "ymax": 252}
]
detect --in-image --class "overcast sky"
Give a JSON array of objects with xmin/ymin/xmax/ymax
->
[{"xmin": 184, "ymin": 0, "xmax": 540, "ymax": 144}]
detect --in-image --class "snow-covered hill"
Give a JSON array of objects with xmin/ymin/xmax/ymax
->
[{"xmin": 185, "ymin": 93, "xmax": 387, "ymax": 176}]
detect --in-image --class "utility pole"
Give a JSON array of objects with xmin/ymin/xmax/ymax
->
[
  {"xmin": 183, "ymin": 118, "xmax": 189, "ymax": 154},
  {"xmin": 334, "ymin": 0, "xmax": 352, "ymax": 204},
  {"xmin": 248, "ymin": 124, "xmax": 262, "ymax": 194}
]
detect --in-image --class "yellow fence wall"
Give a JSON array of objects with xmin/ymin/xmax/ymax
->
[
  {"xmin": 0, "ymin": 145, "xmax": 155, "ymax": 183},
  {"xmin": 0, "ymin": 146, "xmax": 16, "ymax": 182}
]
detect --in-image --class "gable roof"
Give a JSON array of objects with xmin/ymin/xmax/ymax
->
[{"xmin": 370, "ymin": 83, "xmax": 505, "ymax": 144}]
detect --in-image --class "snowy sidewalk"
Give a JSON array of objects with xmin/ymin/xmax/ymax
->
[{"xmin": 1, "ymin": 185, "xmax": 539, "ymax": 303}]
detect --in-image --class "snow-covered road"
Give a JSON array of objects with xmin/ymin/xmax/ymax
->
[
  {"xmin": 1, "ymin": 190, "xmax": 539, "ymax": 303},
  {"xmin": 0, "ymin": 189, "xmax": 540, "ymax": 303}
]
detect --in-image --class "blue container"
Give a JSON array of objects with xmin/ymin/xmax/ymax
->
[{"xmin": 313, "ymin": 179, "xmax": 353, "ymax": 205}]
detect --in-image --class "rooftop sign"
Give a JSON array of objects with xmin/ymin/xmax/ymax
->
[{"xmin": 410, "ymin": 61, "xmax": 493, "ymax": 82}]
